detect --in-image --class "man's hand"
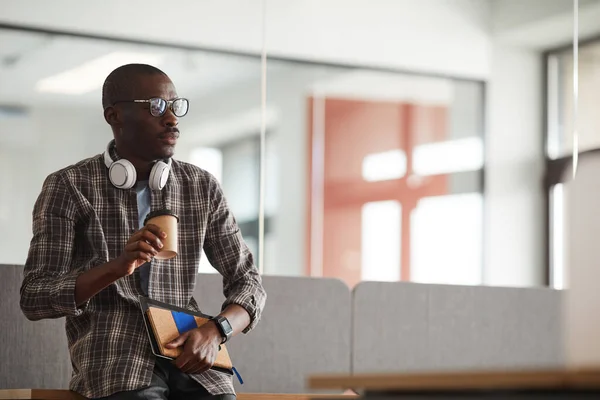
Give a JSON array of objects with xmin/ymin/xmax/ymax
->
[
  {"xmin": 72, "ymin": 224, "xmax": 166, "ymax": 306},
  {"xmin": 112, "ymin": 224, "xmax": 167, "ymax": 277},
  {"xmin": 165, "ymin": 323, "xmax": 222, "ymax": 374}
]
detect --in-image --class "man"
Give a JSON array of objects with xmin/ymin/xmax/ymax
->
[{"xmin": 20, "ymin": 64, "xmax": 266, "ymax": 400}]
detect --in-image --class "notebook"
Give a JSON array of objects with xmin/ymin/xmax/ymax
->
[{"xmin": 139, "ymin": 297, "xmax": 234, "ymax": 375}]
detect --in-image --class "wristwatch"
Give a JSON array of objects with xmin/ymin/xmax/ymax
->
[{"xmin": 211, "ymin": 315, "xmax": 233, "ymax": 344}]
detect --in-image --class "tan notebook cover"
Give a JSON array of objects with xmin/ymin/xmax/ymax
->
[{"xmin": 145, "ymin": 305, "xmax": 233, "ymax": 371}]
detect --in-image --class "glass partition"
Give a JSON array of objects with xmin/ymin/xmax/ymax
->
[
  {"xmin": 545, "ymin": 35, "xmax": 600, "ymax": 289},
  {"xmin": 0, "ymin": 28, "xmax": 262, "ymax": 266},
  {"xmin": 0, "ymin": 25, "xmax": 484, "ymax": 288}
]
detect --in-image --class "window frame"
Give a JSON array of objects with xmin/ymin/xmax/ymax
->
[{"xmin": 542, "ymin": 34, "xmax": 600, "ymax": 287}]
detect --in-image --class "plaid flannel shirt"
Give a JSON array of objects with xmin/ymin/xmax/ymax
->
[{"xmin": 20, "ymin": 148, "xmax": 266, "ymax": 398}]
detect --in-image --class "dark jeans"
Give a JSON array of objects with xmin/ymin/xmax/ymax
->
[{"xmin": 94, "ymin": 358, "xmax": 236, "ymax": 400}]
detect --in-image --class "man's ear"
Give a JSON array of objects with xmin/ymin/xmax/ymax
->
[{"xmin": 103, "ymin": 106, "xmax": 120, "ymax": 127}]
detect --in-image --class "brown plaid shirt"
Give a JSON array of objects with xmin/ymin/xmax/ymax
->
[{"xmin": 19, "ymin": 147, "xmax": 267, "ymax": 398}]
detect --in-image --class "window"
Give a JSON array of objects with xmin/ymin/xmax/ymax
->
[
  {"xmin": 303, "ymin": 75, "xmax": 485, "ymax": 287},
  {"xmin": 189, "ymin": 147, "xmax": 223, "ymax": 183},
  {"xmin": 362, "ymin": 150, "xmax": 407, "ymax": 182},
  {"xmin": 411, "ymin": 193, "xmax": 483, "ymax": 285},
  {"xmin": 189, "ymin": 147, "xmax": 224, "ymax": 274},
  {"xmin": 361, "ymin": 201, "xmax": 402, "ymax": 282},
  {"xmin": 413, "ymin": 137, "xmax": 483, "ymax": 176}
]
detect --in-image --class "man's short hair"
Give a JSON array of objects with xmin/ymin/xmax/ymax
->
[{"xmin": 102, "ymin": 63, "xmax": 168, "ymax": 109}]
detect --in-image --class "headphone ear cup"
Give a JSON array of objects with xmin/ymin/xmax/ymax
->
[
  {"xmin": 109, "ymin": 159, "xmax": 136, "ymax": 189},
  {"xmin": 149, "ymin": 160, "xmax": 171, "ymax": 191}
]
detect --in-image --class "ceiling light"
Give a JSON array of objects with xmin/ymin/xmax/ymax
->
[{"xmin": 35, "ymin": 52, "xmax": 164, "ymax": 95}]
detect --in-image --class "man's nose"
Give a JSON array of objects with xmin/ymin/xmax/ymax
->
[{"xmin": 162, "ymin": 108, "xmax": 178, "ymax": 127}]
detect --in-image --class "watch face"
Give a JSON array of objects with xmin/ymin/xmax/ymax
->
[{"xmin": 221, "ymin": 317, "xmax": 233, "ymax": 335}]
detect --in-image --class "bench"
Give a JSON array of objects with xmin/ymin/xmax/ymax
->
[{"xmin": 0, "ymin": 389, "xmax": 357, "ymax": 400}]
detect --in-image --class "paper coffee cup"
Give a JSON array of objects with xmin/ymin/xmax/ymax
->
[{"xmin": 144, "ymin": 209, "xmax": 179, "ymax": 260}]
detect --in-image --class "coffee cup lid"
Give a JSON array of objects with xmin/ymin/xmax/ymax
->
[{"xmin": 144, "ymin": 209, "xmax": 179, "ymax": 225}]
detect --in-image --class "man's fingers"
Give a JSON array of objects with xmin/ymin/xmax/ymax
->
[
  {"xmin": 122, "ymin": 242, "xmax": 155, "ymax": 264},
  {"xmin": 184, "ymin": 358, "xmax": 210, "ymax": 375},
  {"xmin": 166, "ymin": 332, "xmax": 189, "ymax": 349},
  {"xmin": 129, "ymin": 229, "xmax": 163, "ymax": 250},
  {"xmin": 175, "ymin": 353, "xmax": 193, "ymax": 371},
  {"xmin": 139, "ymin": 230, "xmax": 164, "ymax": 251},
  {"xmin": 144, "ymin": 224, "xmax": 167, "ymax": 239},
  {"xmin": 125, "ymin": 241, "xmax": 158, "ymax": 257},
  {"xmin": 136, "ymin": 240, "xmax": 159, "ymax": 256},
  {"xmin": 128, "ymin": 225, "xmax": 165, "ymax": 248},
  {"xmin": 133, "ymin": 251, "xmax": 153, "ymax": 264},
  {"xmin": 182, "ymin": 363, "xmax": 196, "ymax": 374}
]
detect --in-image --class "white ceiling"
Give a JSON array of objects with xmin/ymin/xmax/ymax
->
[
  {"xmin": 0, "ymin": 0, "xmax": 493, "ymax": 79},
  {"xmin": 491, "ymin": 0, "xmax": 600, "ymax": 48}
]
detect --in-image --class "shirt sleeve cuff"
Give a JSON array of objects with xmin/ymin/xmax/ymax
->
[
  {"xmin": 222, "ymin": 292, "xmax": 260, "ymax": 334},
  {"xmin": 50, "ymin": 271, "xmax": 88, "ymax": 317}
]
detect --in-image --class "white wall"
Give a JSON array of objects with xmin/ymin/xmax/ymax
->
[{"xmin": 484, "ymin": 44, "xmax": 545, "ymax": 286}]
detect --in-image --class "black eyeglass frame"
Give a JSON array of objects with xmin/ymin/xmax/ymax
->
[{"xmin": 111, "ymin": 97, "xmax": 189, "ymax": 117}]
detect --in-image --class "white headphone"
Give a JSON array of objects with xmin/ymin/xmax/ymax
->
[{"xmin": 103, "ymin": 140, "xmax": 172, "ymax": 191}]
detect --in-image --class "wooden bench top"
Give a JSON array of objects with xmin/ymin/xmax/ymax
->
[
  {"xmin": 0, "ymin": 389, "xmax": 357, "ymax": 400},
  {"xmin": 238, "ymin": 395, "xmax": 356, "ymax": 400},
  {"xmin": 0, "ymin": 390, "xmax": 84, "ymax": 400},
  {"xmin": 308, "ymin": 368, "xmax": 600, "ymax": 392}
]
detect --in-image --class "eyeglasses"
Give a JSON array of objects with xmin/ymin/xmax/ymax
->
[{"xmin": 113, "ymin": 97, "xmax": 189, "ymax": 117}]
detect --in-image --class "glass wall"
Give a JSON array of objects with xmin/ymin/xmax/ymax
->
[
  {"xmin": 0, "ymin": 26, "xmax": 484, "ymax": 288},
  {"xmin": 0, "ymin": 28, "xmax": 264, "ymax": 266},
  {"xmin": 545, "ymin": 39, "xmax": 600, "ymax": 289}
]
